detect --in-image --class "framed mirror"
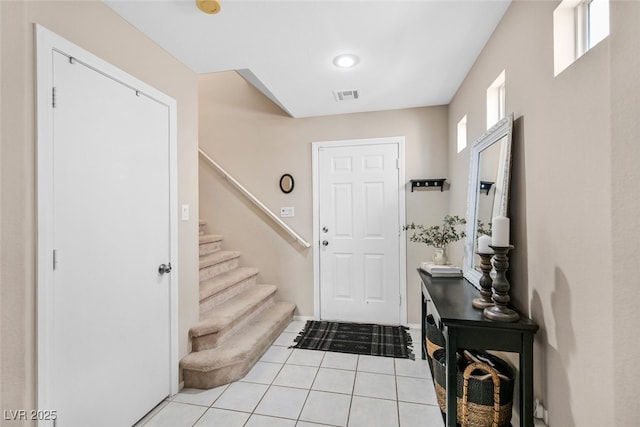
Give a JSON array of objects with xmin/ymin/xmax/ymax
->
[
  {"xmin": 279, "ymin": 173, "xmax": 295, "ymax": 194},
  {"xmin": 463, "ymin": 114, "xmax": 514, "ymax": 288}
]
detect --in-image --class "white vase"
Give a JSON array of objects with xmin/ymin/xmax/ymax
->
[{"xmin": 433, "ymin": 247, "xmax": 448, "ymax": 265}]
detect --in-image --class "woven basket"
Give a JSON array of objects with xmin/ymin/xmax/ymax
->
[
  {"xmin": 426, "ymin": 314, "xmax": 445, "ymax": 358},
  {"xmin": 425, "ymin": 314, "xmax": 445, "ymax": 374},
  {"xmin": 432, "ymin": 349, "xmax": 515, "ymax": 427}
]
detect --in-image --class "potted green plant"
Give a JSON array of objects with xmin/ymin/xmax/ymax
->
[
  {"xmin": 477, "ymin": 220, "xmax": 492, "ymax": 237},
  {"xmin": 404, "ymin": 215, "xmax": 467, "ymax": 265}
]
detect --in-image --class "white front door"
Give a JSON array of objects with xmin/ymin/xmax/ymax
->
[
  {"xmin": 317, "ymin": 140, "xmax": 404, "ymax": 325},
  {"xmin": 47, "ymin": 50, "xmax": 172, "ymax": 426}
]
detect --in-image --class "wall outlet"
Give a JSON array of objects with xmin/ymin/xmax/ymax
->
[{"xmin": 280, "ymin": 207, "xmax": 295, "ymax": 218}]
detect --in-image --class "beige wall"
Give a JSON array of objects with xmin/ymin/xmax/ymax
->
[
  {"xmin": 199, "ymin": 71, "xmax": 451, "ymax": 324},
  {"xmin": 610, "ymin": 2, "xmax": 640, "ymax": 425},
  {"xmin": 448, "ymin": 0, "xmax": 640, "ymax": 425},
  {"xmin": 0, "ymin": 0, "xmax": 199, "ymax": 420}
]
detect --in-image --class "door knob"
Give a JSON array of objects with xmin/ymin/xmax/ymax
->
[
  {"xmin": 322, "ymin": 240, "xmax": 329, "ymax": 247},
  {"xmin": 158, "ymin": 263, "xmax": 172, "ymax": 275}
]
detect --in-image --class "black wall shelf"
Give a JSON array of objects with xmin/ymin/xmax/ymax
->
[
  {"xmin": 410, "ymin": 179, "xmax": 446, "ymax": 192},
  {"xmin": 480, "ymin": 181, "xmax": 494, "ymax": 195}
]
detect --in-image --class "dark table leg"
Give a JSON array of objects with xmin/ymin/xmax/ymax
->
[
  {"xmin": 445, "ymin": 327, "xmax": 457, "ymax": 427},
  {"xmin": 421, "ymin": 292, "xmax": 427, "ymax": 360},
  {"xmin": 520, "ymin": 333, "xmax": 534, "ymax": 427}
]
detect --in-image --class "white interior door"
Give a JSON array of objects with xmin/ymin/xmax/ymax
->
[
  {"xmin": 318, "ymin": 141, "xmax": 403, "ymax": 325},
  {"xmin": 49, "ymin": 50, "xmax": 171, "ymax": 426}
]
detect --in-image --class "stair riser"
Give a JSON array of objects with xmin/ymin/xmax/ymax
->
[
  {"xmin": 193, "ymin": 298, "xmax": 275, "ymax": 351},
  {"xmin": 199, "ymin": 276, "xmax": 258, "ymax": 318},
  {"xmin": 183, "ymin": 362, "xmax": 247, "ymax": 391},
  {"xmin": 182, "ymin": 307, "xmax": 293, "ymax": 389},
  {"xmin": 199, "ymin": 258, "xmax": 239, "ymax": 282},
  {"xmin": 199, "ymin": 240, "xmax": 222, "ymax": 257}
]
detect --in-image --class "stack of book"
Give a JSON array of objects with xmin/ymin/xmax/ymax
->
[{"xmin": 420, "ymin": 262, "xmax": 463, "ymax": 277}]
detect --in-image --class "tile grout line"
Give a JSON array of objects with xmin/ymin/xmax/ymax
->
[
  {"xmin": 344, "ymin": 354, "xmax": 362, "ymax": 427},
  {"xmin": 295, "ymin": 350, "xmax": 325, "ymax": 425},
  {"xmin": 395, "ymin": 357, "xmax": 402, "ymax": 427},
  {"xmin": 243, "ymin": 344, "xmax": 293, "ymax": 425}
]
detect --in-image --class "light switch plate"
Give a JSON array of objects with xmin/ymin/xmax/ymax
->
[
  {"xmin": 181, "ymin": 204, "xmax": 189, "ymax": 221},
  {"xmin": 280, "ymin": 207, "xmax": 295, "ymax": 218}
]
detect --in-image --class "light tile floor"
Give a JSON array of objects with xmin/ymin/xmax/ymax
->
[{"xmin": 136, "ymin": 320, "xmax": 444, "ymax": 427}]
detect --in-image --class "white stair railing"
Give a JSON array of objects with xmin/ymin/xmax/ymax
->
[{"xmin": 199, "ymin": 148, "xmax": 311, "ymax": 249}]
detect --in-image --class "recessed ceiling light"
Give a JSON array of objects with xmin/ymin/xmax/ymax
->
[{"xmin": 333, "ymin": 54, "xmax": 360, "ymax": 69}]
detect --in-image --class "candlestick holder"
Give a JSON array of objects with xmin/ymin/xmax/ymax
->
[
  {"xmin": 472, "ymin": 252, "xmax": 494, "ymax": 309},
  {"xmin": 484, "ymin": 245, "xmax": 519, "ymax": 322}
]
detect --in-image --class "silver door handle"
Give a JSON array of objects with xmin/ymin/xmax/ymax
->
[
  {"xmin": 322, "ymin": 240, "xmax": 329, "ymax": 247},
  {"xmin": 158, "ymin": 263, "xmax": 172, "ymax": 275}
]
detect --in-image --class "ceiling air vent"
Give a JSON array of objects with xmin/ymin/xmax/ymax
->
[{"xmin": 333, "ymin": 90, "xmax": 359, "ymax": 102}]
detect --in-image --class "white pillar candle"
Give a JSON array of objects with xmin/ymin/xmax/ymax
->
[
  {"xmin": 478, "ymin": 234, "xmax": 493, "ymax": 253},
  {"xmin": 491, "ymin": 216, "xmax": 510, "ymax": 247}
]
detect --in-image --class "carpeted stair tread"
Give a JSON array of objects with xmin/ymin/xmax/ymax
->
[
  {"xmin": 181, "ymin": 301, "xmax": 295, "ymax": 374},
  {"xmin": 199, "ymin": 233, "xmax": 224, "ymax": 257},
  {"xmin": 199, "ymin": 267, "xmax": 259, "ymax": 302},
  {"xmin": 199, "ymin": 234, "xmax": 223, "ymax": 244},
  {"xmin": 199, "ymin": 250, "xmax": 240, "ymax": 269},
  {"xmin": 190, "ymin": 284, "xmax": 277, "ymax": 338},
  {"xmin": 186, "ymin": 225, "xmax": 297, "ymax": 389}
]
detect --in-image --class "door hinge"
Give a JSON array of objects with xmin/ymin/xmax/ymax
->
[
  {"xmin": 396, "ymin": 158, "xmax": 400, "ymax": 169},
  {"xmin": 52, "ymin": 87, "xmax": 57, "ymax": 108},
  {"xmin": 53, "ymin": 249, "xmax": 58, "ymax": 270},
  {"xmin": 399, "ymin": 293, "xmax": 402, "ymax": 306}
]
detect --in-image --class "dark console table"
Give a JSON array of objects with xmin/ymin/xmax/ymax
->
[{"xmin": 418, "ymin": 269, "xmax": 539, "ymax": 427}]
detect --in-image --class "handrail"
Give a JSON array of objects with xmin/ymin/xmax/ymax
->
[{"xmin": 199, "ymin": 148, "xmax": 311, "ymax": 249}]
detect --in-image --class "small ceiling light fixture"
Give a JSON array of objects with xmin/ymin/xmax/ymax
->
[
  {"xmin": 196, "ymin": 0, "xmax": 221, "ymax": 14},
  {"xmin": 333, "ymin": 54, "xmax": 360, "ymax": 69}
]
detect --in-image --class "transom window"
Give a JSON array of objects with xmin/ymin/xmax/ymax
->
[
  {"xmin": 486, "ymin": 70, "xmax": 506, "ymax": 129},
  {"xmin": 554, "ymin": 0, "xmax": 609, "ymax": 76}
]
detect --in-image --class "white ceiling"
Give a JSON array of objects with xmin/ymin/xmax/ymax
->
[{"xmin": 104, "ymin": 0, "xmax": 511, "ymax": 118}]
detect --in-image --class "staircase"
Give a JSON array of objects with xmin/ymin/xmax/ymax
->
[{"xmin": 179, "ymin": 220, "xmax": 296, "ymax": 389}]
